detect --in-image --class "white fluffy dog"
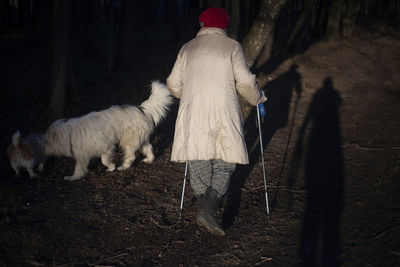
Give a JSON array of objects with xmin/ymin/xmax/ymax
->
[
  {"xmin": 44, "ymin": 81, "xmax": 173, "ymax": 181},
  {"xmin": 7, "ymin": 131, "xmax": 46, "ymax": 178}
]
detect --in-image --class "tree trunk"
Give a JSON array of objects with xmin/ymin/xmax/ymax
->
[
  {"xmin": 241, "ymin": 0, "xmax": 288, "ymax": 68},
  {"xmin": 254, "ymin": 31, "xmax": 275, "ymax": 69},
  {"xmin": 342, "ymin": 0, "xmax": 361, "ymax": 37},
  {"xmin": 284, "ymin": 0, "xmax": 314, "ymax": 52},
  {"xmin": 325, "ymin": 0, "xmax": 345, "ymax": 40},
  {"xmin": 316, "ymin": 0, "xmax": 330, "ymax": 37},
  {"xmin": 240, "ymin": 0, "xmax": 288, "ymax": 120},
  {"xmin": 43, "ymin": 0, "xmax": 70, "ymax": 124},
  {"xmin": 325, "ymin": 0, "xmax": 361, "ymax": 40}
]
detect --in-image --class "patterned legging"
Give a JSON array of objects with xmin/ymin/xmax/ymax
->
[{"xmin": 188, "ymin": 159, "xmax": 236, "ymax": 197}]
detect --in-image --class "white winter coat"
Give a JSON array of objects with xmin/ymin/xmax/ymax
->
[{"xmin": 167, "ymin": 27, "xmax": 267, "ymax": 164}]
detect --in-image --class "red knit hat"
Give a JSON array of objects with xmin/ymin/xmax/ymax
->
[{"xmin": 199, "ymin": 7, "xmax": 230, "ymax": 29}]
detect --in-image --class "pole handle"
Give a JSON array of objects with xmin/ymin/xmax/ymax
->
[{"xmin": 258, "ymin": 103, "xmax": 266, "ymax": 117}]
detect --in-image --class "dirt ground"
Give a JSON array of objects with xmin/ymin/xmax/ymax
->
[{"xmin": 0, "ymin": 26, "xmax": 399, "ymax": 266}]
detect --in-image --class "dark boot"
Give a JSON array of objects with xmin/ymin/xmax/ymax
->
[{"xmin": 196, "ymin": 188, "xmax": 225, "ymax": 236}]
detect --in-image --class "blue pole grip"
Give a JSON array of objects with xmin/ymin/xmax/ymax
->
[{"xmin": 258, "ymin": 103, "xmax": 266, "ymax": 117}]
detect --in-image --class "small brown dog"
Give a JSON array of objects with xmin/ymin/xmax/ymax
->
[{"xmin": 7, "ymin": 130, "xmax": 46, "ymax": 178}]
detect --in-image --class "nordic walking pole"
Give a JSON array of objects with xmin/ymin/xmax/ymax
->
[
  {"xmin": 179, "ymin": 162, "xmax": 189, "ymax": 212},
  {"xmin": 257, "ymin": 103, "xmax": 270, "ymax": 219}
]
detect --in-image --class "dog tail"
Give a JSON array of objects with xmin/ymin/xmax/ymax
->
[
  {"xmin": 140, "ymin": 81, "xmax": 173, "ymax": 126},
  {"xmin": 11, "ymin": 130, "xmax": 21, "ymax": 146}
]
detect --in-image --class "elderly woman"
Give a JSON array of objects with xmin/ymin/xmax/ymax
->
[{"xmin": 167, "ymin": 7, "xmax": 267, "ymax": 236}]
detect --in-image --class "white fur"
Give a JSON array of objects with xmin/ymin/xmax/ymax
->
[
  {"xmin": 12, "ymin": 130, "xmax": 20, "ymax": 146},
  {"xmin": 7, "ymin": 131, "xmax": 46, "ymax": 178},
  {"xmin": 44, "ymin": 81, "xmax": 173, "ymax": 181}
]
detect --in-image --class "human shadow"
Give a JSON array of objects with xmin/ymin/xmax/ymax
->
[
  {"xmin": 222, "ymin": 64, "xmax": 302, "ymax": 227},
  {"xmin": 288, "ymin": 77, "xmax": 344, "ymax": 266}
]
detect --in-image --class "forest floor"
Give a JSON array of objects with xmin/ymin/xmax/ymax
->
[{"xmin": 0, "ymin": 25, "xmax": 399, "ymax": 266}]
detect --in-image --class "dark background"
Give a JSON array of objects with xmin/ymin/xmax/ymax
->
[
  {"xmin": 1, "ymin": 1, "xmax": 399, "ymax": 266},
  {"xmin": 1, "ymin": 0, "xmax": 398, "ymax": 130}
]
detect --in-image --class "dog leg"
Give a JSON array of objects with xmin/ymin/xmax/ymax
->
[
  {"xmin": 101, "ymin": 151, "xmax": 115, "ymax": 172},
  {"xmin": 65, "ymin": 158, "xmax": 88, "ymax": 181},
  {"xmin": 118, "ymin": 150, "xmax": 135, "ymax": 170},
  {"xmin": 118, "ymin": 144, "xmax": 137, "ymax": 170},
  {"xmin": 118, "ymin": 134, "xmax": 140, "ymax": 170},
  {"xmin": 141, "ymin": 143, "xmax": 154, "ymax": 163},
  {"xmin": 27, "ymin": 167, "xmax": 38, "ymax": 178},
  {"xmin": 13, "ymin": 167, "xmax": 21, "ymax": 178},
  {"xmin": 38, "ymin": 163, "xmax": 44, "ymax": 172},
  {"xmin": 38, "ymin": 157, "xmax": 48, "ymax": 172}
]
